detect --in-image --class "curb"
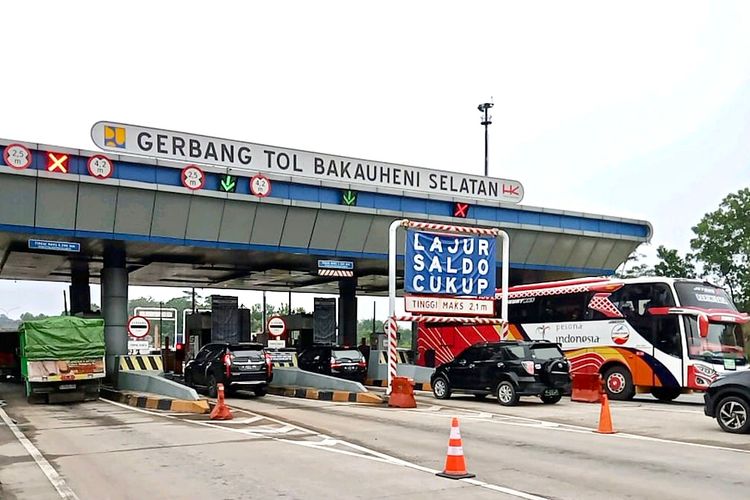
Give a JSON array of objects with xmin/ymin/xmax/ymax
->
[
  {"xmin": 100, "ymin": 387, "xmax": 210, "ymax": 414},
  {"xmin": 366, "ymin": 379, "xmax": 432, "ymax": 392},
  {"xmin": 267, "ymin": 386, "xmax": 384, "ymax": 405}
]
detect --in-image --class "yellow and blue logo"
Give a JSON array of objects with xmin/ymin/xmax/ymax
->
[{"xmin": 104, "ymin": 126, "xmax": 126, "ymax": 148}]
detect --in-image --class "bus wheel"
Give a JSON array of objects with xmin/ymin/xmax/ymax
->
[
  {"xmin": 651, "ymin": 387, "xmax": 681, "ymax": 402},
  {"xmin": 603, "ymin": 366, "xmax": 635, "ymax": 401}
]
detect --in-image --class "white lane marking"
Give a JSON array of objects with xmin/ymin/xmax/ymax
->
[
  {"xmin": 101, "ymin": 398, "xmax": 547, "ymax": 500},
  {"xmin": 0, "ymin": 406, "xmax": 80, "ymax": 500},
  {"xmin": 405, "ymin": 401, "xmax": 750, "ymax": 454}
]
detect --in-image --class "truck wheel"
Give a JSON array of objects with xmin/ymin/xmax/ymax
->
[
  {"xmin": 254, "ymin": 386, "xmax": 267, "ymax": 397},
  {"xmin": 207, "ymin": 374, "xmax": 218, "ymax": 398},
  {"xmin": 603, "ymin": 366, "xmax": 635, "ymax": 401}
]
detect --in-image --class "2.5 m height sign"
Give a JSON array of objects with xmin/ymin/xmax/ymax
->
[{"xmin": 404, "ymin": 230, "xmax": 496, "ymax": 297}]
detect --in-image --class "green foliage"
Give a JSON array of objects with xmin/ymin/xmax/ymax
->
[
  {"xmin": 653, "ymin": 246, "xmax": 696, "ymax": 278},
  {"xmin": 615, "ymin": 251, "xmax": 653, "ymax": 278},
  {"xmin": 691, "ymin": 188, "xmax": 750, "ymax": 310},
  {"xmin": 356, "ymin": 318, "xmax": 412, "ymax": 348}
]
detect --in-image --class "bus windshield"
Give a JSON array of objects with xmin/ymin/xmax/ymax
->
[
  {"xmin": 684, "ymin": 317, "xmax": 746, "ymax": 364},
  {"xmin": 674, "ymin": 283, "xmax": 736, "ymax": 310}
]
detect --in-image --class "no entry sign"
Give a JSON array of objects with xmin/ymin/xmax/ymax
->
[
  {"xmin": 127, "ymin": 316, "xmax": 151, "ymax": 338},
  {"xmin": 267, "ymin": 316, "xmax": 287, "ymax": 337}
]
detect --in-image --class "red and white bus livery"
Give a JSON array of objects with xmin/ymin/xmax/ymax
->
[{"xmin": 416, "ymin": 277, "xmax": 749, "ymax": 401}]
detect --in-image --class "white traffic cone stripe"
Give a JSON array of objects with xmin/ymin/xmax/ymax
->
[
  {"xmin": 449, "ymin": 427, "xmax": 461, "ymax": 439},
  {"xmin": 446, "ymin": 446, "xmax": 464, "ymax": 456}
]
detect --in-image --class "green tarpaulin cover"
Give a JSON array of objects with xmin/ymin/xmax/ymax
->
[{"xmin": 20, "ymin": 317, "xmax": 105, "ymax": 361}]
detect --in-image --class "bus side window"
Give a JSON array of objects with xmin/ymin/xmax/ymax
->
[
  {"xmin": 539, "ymin": 294, "xmax": 586, "ymax": 323},
  {"xmin": 654, "ymin": 316, "xmax": 681, "ymax": 357}
]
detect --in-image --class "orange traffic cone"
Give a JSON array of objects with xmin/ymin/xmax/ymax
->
[
  {"xmin": 210, "ymin": 383, "xmax": 233, "ymax": 420},
  {"xmin": 436, "ymin": 417, "xmax": 475, "ymax": 479},
  {"xmin": 595, "ymin": 392, "xmax": 616, "ymax": 434}
]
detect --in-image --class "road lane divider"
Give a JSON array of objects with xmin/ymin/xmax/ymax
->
[
  {"xmin": 100, "ymin": 387, "xmax": 209, "ymax": 414},
  {"xmin": 267, "ymin": 386, "xmax": 384, "ymax": 404}
]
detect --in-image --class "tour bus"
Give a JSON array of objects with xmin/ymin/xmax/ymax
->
[{"xmin": 416, "ymin": 277, "xmax": 749, "ymax": 401}]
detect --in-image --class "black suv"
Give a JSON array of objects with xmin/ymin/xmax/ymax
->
[
  {"xmin": 430, "ymin": 341, "xmax": 570, "ymax": 406},
  {"xmin": 297, "ymin": 345, "xmax": 367, "ymax": 383},
  {"xmin": 704, "ymin": 371, "xmax": 750, "ymax": 433},
  {"xmin": 184, "ymin": 342, "xmax": 272, "ymax": 397}
]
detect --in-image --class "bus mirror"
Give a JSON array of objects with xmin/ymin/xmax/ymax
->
[{"xmin": 698, "ymin": 315, "xmax": 709, "ymax": 338}]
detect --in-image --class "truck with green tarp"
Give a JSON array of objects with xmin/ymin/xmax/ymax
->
[{"xmin": 20, "ymin": 316, "xmax": 106, "ymax": 403}]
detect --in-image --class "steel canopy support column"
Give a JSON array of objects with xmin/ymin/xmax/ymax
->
[
  {"xmin": 338, "ymin": 278, "xmax": 357, "ymax": 346},
  {"xmin": 101, "ymin": 246, "xmax": 128, "ymax": 380},
  {"xmin": 69, "ymin": 259, "xmax": 91, "ymax": 315}
]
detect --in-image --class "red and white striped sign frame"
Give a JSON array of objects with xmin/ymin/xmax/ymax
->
[
  {"xmin": 318, "ymin": 269, "xmax": 354, "ymax": 278},
  {"xmin": 387, "ymin": 219, "xmax": 510, "ymax": 396}
]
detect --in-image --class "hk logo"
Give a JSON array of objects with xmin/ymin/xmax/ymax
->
[{"xmin": 104, "ymin": 126, "xmax": 126, "ymax": 148}]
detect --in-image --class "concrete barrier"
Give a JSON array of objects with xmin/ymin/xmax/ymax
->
[
  {"xmin": 270, "ymin": 367, "xmax": 367, "ymax": 393},
  {"xmin": 366, "ymin": 349, "xmax": 435, "ymax": 384},
  {"xmin": 101, "ymin": 387, "xmax": 209, "ymax": 414},
  {"xmin": 117, "ymin": 370, "xmax": 201, "ymax": 401}
]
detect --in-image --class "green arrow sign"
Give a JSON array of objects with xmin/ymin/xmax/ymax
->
[
  {"xmin": 219, "ymin": 174, "xmax": 237, "ymax": 193},
  {"xmin": 342, "ymin": 189, "xmax": 357, "ymax": 206}
]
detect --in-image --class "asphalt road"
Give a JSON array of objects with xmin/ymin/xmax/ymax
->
[{"xmin": 1, "ymin": 382, "xmax": 748, "ymax": 500}]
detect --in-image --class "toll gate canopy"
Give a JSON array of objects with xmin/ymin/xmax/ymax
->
[{"xmin": 0, "ymin": 131, "xmax": 651, "ymax": 295}]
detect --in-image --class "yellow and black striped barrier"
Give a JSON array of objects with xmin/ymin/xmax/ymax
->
[
  {"xmin": 271, "ymin": 355, "xmax": 298, "ymax": 368},
  {"xmin": 119, "ymin": 355, "xmax": 164, "ymax": 372},
  {"xmin": 267, "ymin": 386, "xmax": 383, "ymax": 405},
  {"xmin": 100, "ymin": 387, "xmax": 209, "ymax": 414}
]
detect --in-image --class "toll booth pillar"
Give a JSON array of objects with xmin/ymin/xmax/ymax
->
[
  {"xmin": 338, "ymin": 278, "xmax": 357, "ymax": 347},
  {"xmin": 69, "ymin": 259, "xmax": 91, "ymax": 315},
  {"xmin": 101, "ymin": 246, "xmax": 128, "ymax": 380}
]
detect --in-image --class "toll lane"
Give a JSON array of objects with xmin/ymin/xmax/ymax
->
[
  {"xmin": 0, "ymin": 384, "xmax": 513, "ymax": 500},
  {"xmin": 233, "ymin": 392, "xmax": 750, "ymax": 500}
]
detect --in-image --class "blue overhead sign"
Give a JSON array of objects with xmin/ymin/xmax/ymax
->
[
  {"xmin": 405, "ymin": 230, "xmax": 495, "ymax": 297},
  {"xmin": 317, "ymin": 260, "xmax": 354, "ymax": 270},
  {"xmin": 28, "ymin": 239, "xmax": 81, "ymax": 253}
]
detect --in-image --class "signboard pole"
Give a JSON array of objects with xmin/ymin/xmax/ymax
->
[{"xmin": 386, "ymin": 219, "xmax": 510, "ymax": 395}]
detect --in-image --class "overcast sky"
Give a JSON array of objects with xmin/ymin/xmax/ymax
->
[{"xmin": 1, "ymin": 1, "xmax": 750, "ymax": 318}]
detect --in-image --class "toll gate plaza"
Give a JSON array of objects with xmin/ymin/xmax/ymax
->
[
  {"xmin": 0, "ymin": 123, "xmax": 650, "ymax": 363},
  {"xmin": 6, "ymin": 125, "xmax": 746, "ymax": 500}
]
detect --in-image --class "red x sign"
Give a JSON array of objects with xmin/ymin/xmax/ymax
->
[
  {"xmin": 46, "ymin": 152, "xmax": 69, "ymax": 173},
  {"xmin": 453, "ymin": 202, "xmax": 470, "ymax": 218}
]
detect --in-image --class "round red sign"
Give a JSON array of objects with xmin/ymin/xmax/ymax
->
[
  {"xmin": 127, "ymin": 316, "xmax": 151, "ymax": 338},
  {"xmin": 267, "ymin": 316, "xmax": 287, "ymax": 337}
]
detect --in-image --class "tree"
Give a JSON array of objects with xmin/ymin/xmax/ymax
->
[
  {"xmin": 653, "ymin": 246, "xmax": 696, "ymax": 278},
  {"xmin": 615, "ymin": 251, "xmax": 653, "ymax": 278},
  {"xmin": 691, "ymin": 188, "xmax": 750, "ymax": 310}
]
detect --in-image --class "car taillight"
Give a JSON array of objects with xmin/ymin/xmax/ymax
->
[
  {"xmin": 358, "ymin": 360, "xmax": 366, "ymax": 367},
  {"xmin": 223, "ymin": 353, "xmax": 233, "ymax": 377},
  {"xmin": 330, "ymin": 356, "xmax": 341, "ymax": 368},
  {"xmin": 265, "ymin": 352, "xmax": 273, "ymax": 376},
  {"xmin": 521, "ymin": 361, "xmax": 535, "ymax": 375}
]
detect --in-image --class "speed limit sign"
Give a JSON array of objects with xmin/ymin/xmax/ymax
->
[
  {"xmin": 181, "ymin": 165, "xmax": 205, "ymax": 190},
  {"xmin": 250, "ymin": 173, "xmax": 271, "ymax": 197},
  {"xmin": 3, "ymin": 144, "xmax": 32, "ymax": 170}
]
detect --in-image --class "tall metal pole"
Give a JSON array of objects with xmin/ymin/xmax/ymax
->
[
  {"xmin": 484, "ymin": 107, "xmax": 489, "ymax": 177},
  {"xmin": 478, "ymin": 101, "xmax": 493, "ymax": 177}
]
